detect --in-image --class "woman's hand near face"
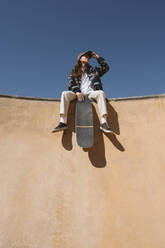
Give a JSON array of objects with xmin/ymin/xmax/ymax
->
[
  {"xmin": 91, "ymin": 52, "xmax": 99, "ymax": 59},
  {"xmin": 76, "ymin": 92, "xmax": 84, "ymax": 101}
]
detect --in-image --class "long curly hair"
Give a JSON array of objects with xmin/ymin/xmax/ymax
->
[{"xmin": 71, "ymin": 55, "xmax": 90, "ymax": 80}]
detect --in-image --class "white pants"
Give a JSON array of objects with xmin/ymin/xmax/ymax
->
[{"xmin": 60, "ymin": 90, "xmax": 108, "ymax": 121}]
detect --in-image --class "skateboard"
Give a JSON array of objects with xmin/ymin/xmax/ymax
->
[{"xmin": 75, "ymin": 95, "xmax": 94, "ymax": 148}]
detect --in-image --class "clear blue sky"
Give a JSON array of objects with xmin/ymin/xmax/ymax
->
[{"xmin": 0, "ymin": 0, "xmax": 164, "ymax": 98}]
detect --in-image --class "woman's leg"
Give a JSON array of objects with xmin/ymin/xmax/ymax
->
[
  {"xmin": 60, "ymin": 91, "xmax": 76, "ymax": 123},
  {"xmin": 87, "ymin": 90, "xmax": 108, "ymax": 123}
]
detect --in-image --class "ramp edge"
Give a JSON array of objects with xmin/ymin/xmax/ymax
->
[{"xmin": 0, "ymin": 93, "xmax": 165, "ymax": 102}]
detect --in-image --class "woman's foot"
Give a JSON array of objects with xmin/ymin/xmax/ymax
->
[
  {"xmin": 51, "ymin": 122, "xmax": 68, "ymax": 133},
  {"xmin": 100, "ymin": 122, "xmax": 113, "ymax": 133}
]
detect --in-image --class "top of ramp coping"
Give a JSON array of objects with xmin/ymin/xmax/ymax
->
[{"xmin": 0, "ymin": 93, "xmax": 165, "ymax": 102}]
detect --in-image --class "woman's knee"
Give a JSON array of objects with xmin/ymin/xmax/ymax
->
[
  {"xmin": 61, "ymin": 91, "xmax": 71, "ymax": 97},
  {"xmin": 61, "ymin": 90, "xmax": 76, "ymax": 100},
  {"xmin": 97, "ymin": 90, "xmax": 106, "ymax": 97},
  {"xmin": 61, "ymin": 91, "xmax": 68, "ymax": 96}
]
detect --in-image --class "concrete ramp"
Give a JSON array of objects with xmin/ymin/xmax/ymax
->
[{"xmin": 0, "ymin": 93, "xmax": 165, "ymax": 248}]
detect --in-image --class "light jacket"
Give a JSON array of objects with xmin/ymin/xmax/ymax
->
[{"xmin": 68, "ymin": 56, "xmax": 110, "ymax": 93}]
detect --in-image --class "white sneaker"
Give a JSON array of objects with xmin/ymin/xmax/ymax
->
[{"xmin": 100, "ymin": 122, "xmax": 113, "ymax": 133}]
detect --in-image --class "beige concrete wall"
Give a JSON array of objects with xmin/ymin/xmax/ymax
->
[{"xmin": 0, "ymin": 95, "xmax": 165, "ymax": 248}]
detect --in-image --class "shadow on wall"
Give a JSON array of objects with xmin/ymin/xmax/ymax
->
[{"xmin": 61, "ymin": 99, "xmax": 125, "ymax": 168}]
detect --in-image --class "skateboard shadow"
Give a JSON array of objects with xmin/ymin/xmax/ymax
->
[
  {"xmin": 61, "ymin": 99, "xmax": 125, "ymax": 168},
  {"xmin": 83, "ymin": 101, "xmax": 125, "ymax": 168},
  {"xmin": 83, "ymin": 105, "xmax": 106, "ymax": 167}
]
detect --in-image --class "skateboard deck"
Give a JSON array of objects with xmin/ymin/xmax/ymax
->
[{"xmin": 75, "ymin": 96, "xmax": 94, "ymax": 148}]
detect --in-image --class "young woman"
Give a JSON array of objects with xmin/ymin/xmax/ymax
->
[{"xmin": 52, "ymin": 50, "xmax": 113, "ymax": 133}]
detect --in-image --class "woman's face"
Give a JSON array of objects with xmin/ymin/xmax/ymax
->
[{"xmin": 80, "ymin": 55, "xmax": 89, "ymax": 66}]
